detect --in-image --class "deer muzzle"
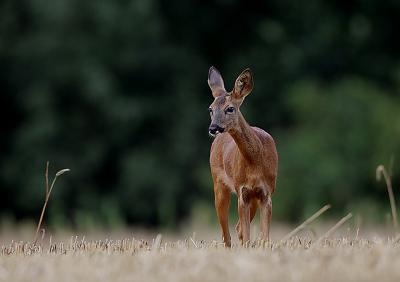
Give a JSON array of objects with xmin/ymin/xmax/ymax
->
[{"xmin": 209, "ymin": 124, "xmax": 225, "ymax": 137}]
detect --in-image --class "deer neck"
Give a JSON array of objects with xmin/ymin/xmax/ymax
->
[{"xmin": 229, "ymin": 112, "xmax": 262, "ymax": 163}]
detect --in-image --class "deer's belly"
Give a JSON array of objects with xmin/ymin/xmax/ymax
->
[{"xmin": 218, "ymin": 168, "xmax": 267, "ymax": 195}]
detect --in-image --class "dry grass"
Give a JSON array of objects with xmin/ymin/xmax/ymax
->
[
  {"xmin": 1, "ymin": 164, "xmax": 397, "ymax": 281},
  {"xmin": 1, "ymin": 233, "xmax": 400, "ymax": 282},
  {"xmin": 34, "ymin": 162, "xmax": 70, "ymax": 243},
  {"xmin": 377, "ymin": 164, "xmax": 398, "ymax": 231}
]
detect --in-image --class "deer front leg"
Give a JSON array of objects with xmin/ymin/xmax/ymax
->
[
  {"xmin": 238, "ymin": 187, "xmax": 251, "ymax": 246},
  {"xmin": 214, "ymin": 182, "xmax": 231, "ymax": 247},
  {"xmin": 259, "ymin": 191, "xmax": 272, "ymax": 241}
]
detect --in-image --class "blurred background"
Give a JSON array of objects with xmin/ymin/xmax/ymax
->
[{"xmin": 1, "ymin": 0, "xmax": 400, "ymax": 233}]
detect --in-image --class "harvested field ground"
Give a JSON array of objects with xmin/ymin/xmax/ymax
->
[{"xmin": 1, "ymin": 231, "xmax": 400, "ymax": 282}]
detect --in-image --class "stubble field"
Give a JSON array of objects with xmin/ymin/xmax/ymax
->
[{"xmin": 1, "ymin": 227, "xmax": 400, "ymax": 282}]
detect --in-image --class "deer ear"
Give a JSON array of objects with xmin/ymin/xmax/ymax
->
[
  {"xmin": 232, "ymin": 68, "xmax": 253, "ymax": 100},
  {"xmin": 208, "ymin": 66, "xmax": 226, "ymax": 98}
]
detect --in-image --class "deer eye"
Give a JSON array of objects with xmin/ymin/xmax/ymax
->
[
  {"xmin": 208, "ymin": 107, "xmax": 213, "ymax": 115},
  {"xmin": 225, "ymin": 107, "xmax": 235, "ymax": 114}
]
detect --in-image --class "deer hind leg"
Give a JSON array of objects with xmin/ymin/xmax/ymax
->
[
  {"xmin": 237, "ymin": 187, "xmax": 252, "ymax": 246},
  {"xmin": 214, "ymin": 182, "xmax": 231, "ymax": 247},
  {"xmin": 259, "ymin": 190, "xmax": 272, "ymax": 241},
  {"xmin": 236, "ymin": 199, "xmax": 258, "ymax": 242}
]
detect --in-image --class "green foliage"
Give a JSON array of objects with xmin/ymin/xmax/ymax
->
[
  {"xmin": 274, "ymin": 78, "xmax": 400, "ymax": 220},
  {"xmin": 0, "ymin": 0, "xmax": 399, "ymax": 227}
]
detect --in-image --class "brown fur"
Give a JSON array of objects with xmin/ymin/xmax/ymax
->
[{"xmin": 207, "ymin": 67, "xmax": 278, "ymax": 247}]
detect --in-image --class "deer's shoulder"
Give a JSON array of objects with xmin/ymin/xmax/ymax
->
[{"xmin": 251, "ymin": 126, "xmax": 275, "ymax": 144}]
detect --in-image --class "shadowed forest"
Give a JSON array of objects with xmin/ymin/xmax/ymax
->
[{"xmin": 1, "ymin": 0, "xmax": 400, "ymax": 230}]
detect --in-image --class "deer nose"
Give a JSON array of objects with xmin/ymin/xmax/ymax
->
[{"xmin": 209, "ymin": 124, "xmax": 225, "ymax": 136}]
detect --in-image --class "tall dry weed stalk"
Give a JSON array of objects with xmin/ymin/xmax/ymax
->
[
  {"xmin": 317, "ymin": 213, "xmax": 353, "ymax": 243},
  {"xmin": 34, "ymin": 161, "xmax": 70, "ymax": 244},
  {"xmin": 281, "ymin": 204, "xmax": 331, "ymax": 241},
  {"xmin": 376, "ymin": 164, "xmax": 398, "ymax": 231}
]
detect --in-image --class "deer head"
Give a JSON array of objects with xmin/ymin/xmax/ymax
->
[{"xmin": 207, "ymin": 66, "xmax": 253, "ymax": 137}]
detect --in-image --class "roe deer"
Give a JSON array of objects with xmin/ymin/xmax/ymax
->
[{"xmin": 207, "ymin": 66, "xmax": 278, "ymax": 247}]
